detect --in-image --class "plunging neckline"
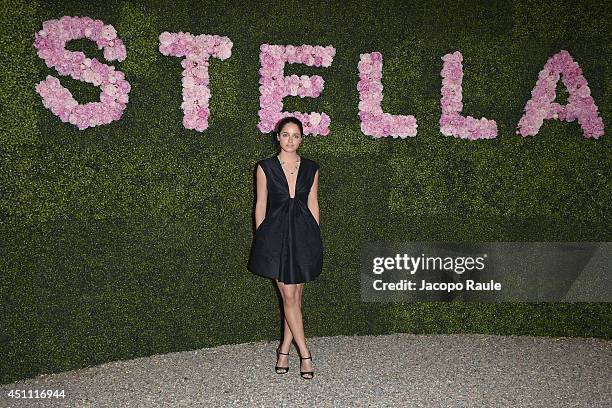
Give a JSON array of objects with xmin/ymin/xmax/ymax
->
[{"xmin": 275, "ymin": 155, "xmax": 302, "ymax": 199}]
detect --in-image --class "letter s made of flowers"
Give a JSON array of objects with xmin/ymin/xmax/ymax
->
[{"xmin": 33, "ymin": 16, "xmax": 131, "ymax": 130}]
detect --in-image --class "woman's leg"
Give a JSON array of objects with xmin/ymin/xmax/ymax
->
[
  {"xmin": 281, "ymin": 316, "xmax": 293, "ymax": 351},
  {"xmin": 275, "ymin": 280, "xmax": 292, "ymax": 369},
  {"xmin": 295, "ymin": 282, "xmax": 313, "ymax": 373},
  {"xmin": 277, "ymin": 284, "xmax": 305, "ymax": 351},
  {"xmin": 275, "ymin": 279, "xmax": 311, "ymax": 372}
]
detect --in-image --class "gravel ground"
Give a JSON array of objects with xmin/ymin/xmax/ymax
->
[{"xmin": 1, "ymin": 333, "xmax": 610, "ymax": 407}]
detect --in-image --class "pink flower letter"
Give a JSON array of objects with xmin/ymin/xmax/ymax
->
[
  {"xmin": 517, "ymin": 50, "xmax": 604, "ymax": 139},
  {"xmin": 159, "ymin": 32, "xmax": 233, "ymax": 132},
  {"xmin": 439, "ymin": 51, "xmax": 497, "ymax": 140},
  {"xmin": 357, "ymin": 52, "xmax": 418, "ymax": 138},
  {"xmin": 33, "ymin": 16, "xmax": 130, "ymax": 130},
  {"xmin": 258, "ymin": 44, "xmax": 336, "ymax": 136}
]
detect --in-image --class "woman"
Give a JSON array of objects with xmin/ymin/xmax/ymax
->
[{"xmin": 248, "ymin": 116, "xmax": 323, "ymax": 380}]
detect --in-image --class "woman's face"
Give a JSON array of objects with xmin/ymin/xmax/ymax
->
[{"xmin": 277, "ymin": 123, "xmax": 302, "ymax": 153}]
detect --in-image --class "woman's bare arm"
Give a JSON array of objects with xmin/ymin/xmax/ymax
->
[
  {"xmin": 307, "ymin": 169, "xmax": 320, "ymax": 225},
  {"xmin": 255, "ymin": 164, "xmax": 268, "ymax": 229}
]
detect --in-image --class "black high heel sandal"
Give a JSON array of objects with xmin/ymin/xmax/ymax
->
[
  {"xmin": 299, "ymin": 354, "xmax": 314, "ymax": 379},
  {"xmin": 275, "ymin": 347, "xmax": 290, "ymax": 374}
]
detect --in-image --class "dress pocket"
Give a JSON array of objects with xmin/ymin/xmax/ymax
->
[
  {"xmin": 307, "ymin": 210, "xmax": 321, "ymax": 233},
  {"xmin": 256, "ymin": 218, "xmax": 268, "ymax": 233}
]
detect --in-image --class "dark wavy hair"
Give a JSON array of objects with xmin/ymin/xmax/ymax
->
[{"xmin": 273, "ymin": 116, "xmax": 304, "ymax": 149}]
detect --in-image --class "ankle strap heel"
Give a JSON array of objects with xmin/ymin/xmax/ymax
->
[
  {"xmin": 299, "ymin": 355, "xmax": 314, "ymax": 379},
  {"xmin": 275, "ymin": 347, "xmax": 290, "ymax": 374}
]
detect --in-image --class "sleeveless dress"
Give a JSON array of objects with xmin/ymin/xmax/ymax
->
[{"xmin": 248, "ymin": 155, "xmax": 323, "ymax": 284}]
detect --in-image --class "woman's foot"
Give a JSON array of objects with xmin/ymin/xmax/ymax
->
[
  {"xmin": 299, "ymin": 349, "xmax": 314, "ymax": 379},
  {"xmin": 275, "ymin": 346, "xmax": 290, "ymax": 374}
]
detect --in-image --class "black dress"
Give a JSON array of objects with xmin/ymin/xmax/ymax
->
[{"xmin": 248, "ymin": 155, "xmax": 323, "ymax": 284}]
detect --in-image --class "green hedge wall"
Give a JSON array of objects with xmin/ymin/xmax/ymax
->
[{"xmin": 1, "ymin": 0, "xmax": 610, "ymax": 383}]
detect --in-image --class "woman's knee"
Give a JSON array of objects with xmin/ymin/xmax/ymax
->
[{"xmin": 282, "ymin": 289, "xmax": 299, "ymax": 306}]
